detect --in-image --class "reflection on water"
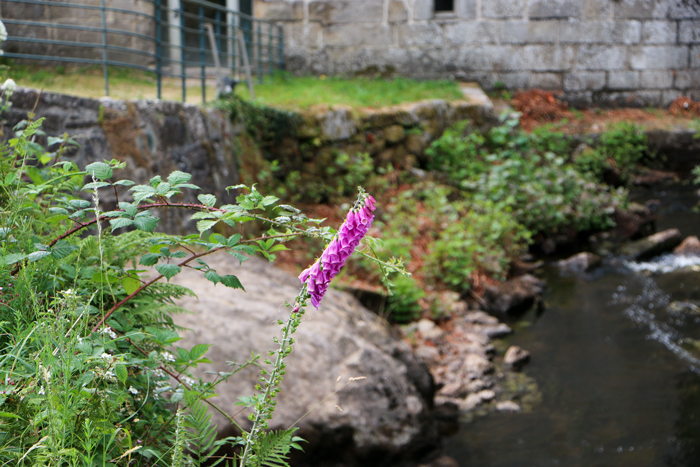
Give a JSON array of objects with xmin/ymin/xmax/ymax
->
[{"xmin": 444, "ymin": 185, "xmax": 700, "ymax": 467}]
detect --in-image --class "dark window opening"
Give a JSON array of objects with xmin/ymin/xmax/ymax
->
[{"xmin": 434, "ymin": 0, "xmax": 454, "ymax": 12}]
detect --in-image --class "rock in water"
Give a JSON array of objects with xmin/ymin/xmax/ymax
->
[
  {"xmin": 620, "ymin": 228, "xmax": 683, "ymax": 260},
  {"xmin": 503, "ymin": 345, "xmax": 531, "ymax": 370},
  {"xmin": 482, "ymin": 274, "xmax": 546, "ymax": 316},
  {"xmin": 674, "ymin": 236, "xmax": 700, "ymax": 256},
  {"xmin": 172, "ymin": 253, "xmax": 438, "ymax": 465},
  {"xmin": 557, "ymin": 252, "xmax": 601, "ymax": 273}
]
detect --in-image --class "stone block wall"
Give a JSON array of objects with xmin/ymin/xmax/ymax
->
[
  {"xmin": 4, "ymin": 88, "xmax": 237, "ymax": 234},
  {"xmin": 1, "ymin": 0, "xmax": 155, "ymax": 66},
  {"xmin": 254, "ymin": 0, "xmax": 700, "ymax": 106}
]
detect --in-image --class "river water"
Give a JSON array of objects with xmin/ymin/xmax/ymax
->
[{"xmin": 444, "ymin": 184, "xmax": 700, "ymax": 467}]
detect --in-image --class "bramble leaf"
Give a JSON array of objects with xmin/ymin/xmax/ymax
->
[
  {"xmin": 110, "ymin": 218, "xmax": 135, "ymax": 231},
  {"xmin": 221, "ymin": 275, "xmax": 244, "ymax": 290},
  {"xmin": 85, "ymin": 162, "xmax": 113, "ymax": 181},
  {"xmin": 198, "ymin": 194, "xmax": 217, "ymax": 208},
  {"xmin": 156, "ymin": 264, "xmax": 182, "ymax": 281}
]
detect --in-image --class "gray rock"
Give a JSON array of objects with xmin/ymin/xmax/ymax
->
[
  {"xmin": 483, "ymin": 274, "xmax": 546, "ymax": 316},
  {"xmin": 620, "ymin": 228, "xmax": 684, "ymax": 260},
  {"xmin": 172, "ymin": 253, "xmax": 438, "ymax": 464},
  {"xmin": 415, "ymin": 345, "xmax": 441, "ymax": 365},
  {"xmin": 482, "ymin": 323, "xmax": 513, "ymax": 339},
  {"xmin": 557, "ymin": 252, "xmax": 601, "ymax": 273},
  {"xmin": 417, "ymin": 318, "xmax": 437, "ymax": 334},
  {"xmin": 504, "ymin": 345, "xmax": 531, "ymax": 370},
  {"xmin": 462, "ymin": 354, "xmax": 494, "ymax": 378}
]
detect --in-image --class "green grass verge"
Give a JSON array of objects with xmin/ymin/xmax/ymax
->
[
  {"xmin": 1, "ymin": 63, "xmax": 464, "ymax": 109},
  {"xmin": 235, "ymin": 74, "xmax": 464, "ymax": 109}
]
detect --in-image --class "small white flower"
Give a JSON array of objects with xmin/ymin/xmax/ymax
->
[
  {"xmin": 128, "ymin": 386, "xmax": 139, "ymax": 395},
  {"xmin": 100, "ymin": 352, "xmax": 113, "ymax": 361},
  {"xmin": 160, "ymin": 351, "xmax": 175, "ymax": 362},
  {"xmin": 38, "ymin": 386, "xmax": 45, "ymax": 395},
  {"xmin": 99, "ymin": 327, "xmax": 117, "ymax": 339},
  {"xmin": 1, "ymin": 79, "xmax": 16, "ymax": 96},
  {"xmin": 60, "ymin": 289, "xmax": 78, "ymax": 299},
  {"xmin": 152, "ymin": 368, "xmax": 166, "ymax": 378},
  {"xmin": 182, "ymin": 376, "xmax": 195, "ymax": 387}
]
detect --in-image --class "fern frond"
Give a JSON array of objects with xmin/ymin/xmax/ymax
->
[{"xmin": 250, "ymin": 428, "xmax": 302, "ymax": 467}]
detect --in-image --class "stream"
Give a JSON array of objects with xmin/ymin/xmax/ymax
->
[{"xmin": 444, "ymin": 184, "xmax": 700, "ymax": 467}]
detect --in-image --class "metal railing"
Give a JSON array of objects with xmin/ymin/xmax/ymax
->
[{"xmin": 2, "ymin": 0, "xmax": 284, "ymax": 102}]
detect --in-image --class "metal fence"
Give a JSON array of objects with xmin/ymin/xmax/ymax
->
[{"xmin": 2, "ymin": 0, "xmax": 284, "ymax": 102}]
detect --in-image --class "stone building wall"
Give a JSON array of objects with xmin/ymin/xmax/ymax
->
[
  {"xmin": 254, "ymin": 0, "xmax": 700, "ymax": 106},
  {"xmin": 1, "ymin": 0, "xmax": 155, "ymax": 65}
]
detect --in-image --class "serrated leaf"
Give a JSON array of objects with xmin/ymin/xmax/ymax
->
[
  {"xmin": 81, "ymin": 181, "xmax": 111, "ymax": 191},
  {"xmin": 68, "ymin": 199, "xmax": 91, "ymax": 209},
  {"xmin": 133, "ymin": 213, "xmax": 159, "ymax": 232},
  {"xmin": 85, "ymin": 162, "xmax": 113, "ymax": 180},
  {"xmin": 110, "ymin": 218, "xmax": 135, "ymax": 231},
  {"xmin": 113, "ymin": 179, "xmax": 135, "ymax": 187},
  {"xmin": 198, "ymin": 194, "xmax": 217, "ymax": 207},
  {"xmin": 190, "ymin": 344, "xmax": 210, "ymax": 361},
  {"xmin": 78, "ymin": 371, "xmax": 95, "ymax": 387},
  {"xmin": 28, "ymin": 250, "xmax": 51, "ymax": 262},
  {"xmin": 204, "ymin": 270, "xmax": 221, "ymax": 285},
  {"xmin": 156, "ymin": 182, "xmax": 172, "ymax": 195},
  {"xmin": 122, "ymin": 275, "xmax": 141, "ymax": 295},
  {"xmin": 167, "ymin": 171, "xmax": 192, "ymax": 185},
  {"xmin": 197, "ymin": 220, "xmax": 218, "ymax": 233},
  {"xmin": 139, "ymin": 253, "xmax": 161, "ymax": 266},
  {"xmin": 156, "ymin": 263, "xmax": 181, "ymax": 281},
  {"xmin": 114, "ymin": 364, "xmax": 127, "ymax": 385},
  {"xmin": 176, "ymin": 347, "xmax": 190, "ymax": 361},
  {"xmin": 221, "ymin": 275, "xmax": 245, "ymax": 290},
  {"xmin": 210, "ymin": 233, "xmax": 227, "ymax": 244},
  {"xmin": 51, "ymin": 241, "xmax": 79, "ymax": 259},
  {"xmin": 261, "ymin": 195, "xmax": 279, "ymax": 207},
  {"xmin": 49, "ymin": 207, "xmax": 69, "ymax": 215},
  {"xmin": 190, "ymin": 211, "xmax": 217, "ymax": 220},
  {"xmin": 0, "ymin": 253, "xmax": 26, "ymax": 266}
]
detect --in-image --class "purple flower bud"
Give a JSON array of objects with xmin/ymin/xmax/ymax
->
[{"xmin": 299, "ymin": 193, "xmax": 376, "ymax": 308}]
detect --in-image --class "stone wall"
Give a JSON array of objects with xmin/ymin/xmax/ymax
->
[
  {"xmin": 1, "ymin": 0, "xmax": 155, "ymax": 65},
  {"xmin": 252, "ymin": 93, "xmax": 494, "ymax": 200},
  {"xmin": 254, "ymin": 0, "xmax": 700, "ymax": 107},
  {"xmin": 4, "ymin": 88, "xmax": 237, "ymax": 234}
]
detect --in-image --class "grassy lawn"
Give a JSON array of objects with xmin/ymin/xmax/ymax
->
[
  {"xmin": 1, "ymin": 64, "xmax": 464, "ymax": 109},
  {"xmin": 234, "ymin": 74, "xmax": 464, "ymax": 109}
]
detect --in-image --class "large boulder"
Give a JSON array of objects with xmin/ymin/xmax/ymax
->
[
  {"xmin": 620, "ymin": 228, "xmax": 683, "ymax": 260},
  {"xmin": 172, "ymin": 253, "xmax": 438, "ymax": 466}
]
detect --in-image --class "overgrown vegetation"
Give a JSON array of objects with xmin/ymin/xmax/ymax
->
[
  {"xmin": 264, "ymin": 114, "xmax": 647, "ymax": 321},
  {"xmin": 0, "ymin": 81, "xmax": 402, "ymax": 465}
]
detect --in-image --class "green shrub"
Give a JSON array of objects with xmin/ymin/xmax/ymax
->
[
  {"xmin": 385, "ymin": 275, "xmax": 425, "ymax": 323},
  {"xmin": 427, "ymin": 201, "xmax": 530, "ymax": 288},
  {"xmin": 573, "ymin": 122, "xmax": 648, "ymax": 183}
]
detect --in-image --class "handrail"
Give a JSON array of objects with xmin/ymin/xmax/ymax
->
[{"xmin": 2, "ymin": 0, "xmax": 284, "ymax": 102}]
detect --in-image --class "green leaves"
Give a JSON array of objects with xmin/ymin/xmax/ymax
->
[
  {"xmin": 85, "ymin": 162, "xmax": 113, "ymax": 181},
  {"xmin": 156, "ymin": 263, "xmax": 182, "ymax": 281}
]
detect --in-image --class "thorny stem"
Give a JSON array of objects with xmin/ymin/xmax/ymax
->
[{"xmin": 90, "ymin": 246, "xmax": 225, "ymax": 332}]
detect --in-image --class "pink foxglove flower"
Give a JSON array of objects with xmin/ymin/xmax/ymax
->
[{"xmin": 299, "ymin": 192, "xmax": 376, "ymax": 308}]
